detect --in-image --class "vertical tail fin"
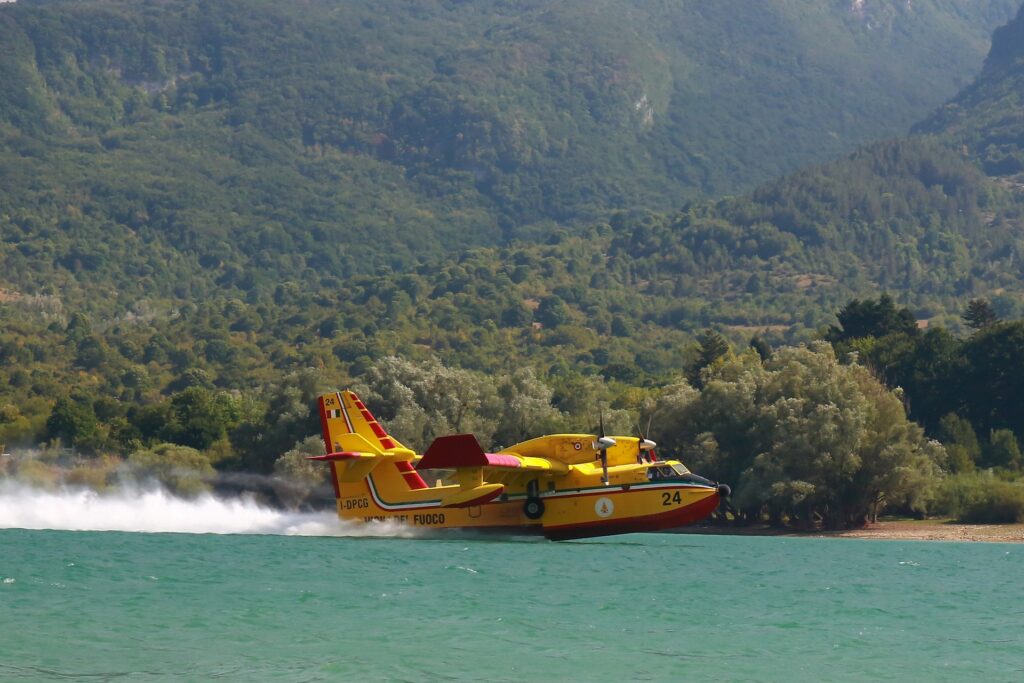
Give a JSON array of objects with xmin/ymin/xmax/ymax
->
[
  {"xmin": 317, "ymin": 390, "xmax": 427, "ymax": 490},
  {"xmin": 318, "ymin": 390, "xmax": 408, "ymax": 453}
]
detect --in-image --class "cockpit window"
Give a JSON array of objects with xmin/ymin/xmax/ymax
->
[
  {"xmin": 647, "ymin": 465, "xmax": 681, "ymax": 480},
  {"xmin": 671, "ymin": 463, "xmax": 689, "ymax": 476}
]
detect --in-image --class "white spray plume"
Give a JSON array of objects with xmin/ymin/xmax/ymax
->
[{"xmin": 0, "ymin": 482, "xmax": 420, "ymax": 538}]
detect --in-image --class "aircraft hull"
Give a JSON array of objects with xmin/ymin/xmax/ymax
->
[
  {"xmin": 542, "ymin": 490, "xmax": 720, "ymax": 540},
  {"xmin": 340, "ymin": 476, "xmax": 721, "ymax": 540}
]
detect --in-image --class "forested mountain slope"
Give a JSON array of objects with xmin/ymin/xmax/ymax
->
[
  {"xmin": 2, "ymin": 1, "xmax": 1024, "ymax": 403},
  {"xmin": 916, "ymin": 4, "xmax": 1024, "ymax": 175},
  {"xmin": 0, "ymin": 0, "xmax": 1018, "ymax": 292}
]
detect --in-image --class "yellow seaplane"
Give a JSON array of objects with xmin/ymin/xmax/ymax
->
[{"xmin": 310, "ymin": 391, "xmax": 729, "ymax": 540}]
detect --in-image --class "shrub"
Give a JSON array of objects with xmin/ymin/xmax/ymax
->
[
  {"xmin": 127, "ymin": 444, "xmax": 215, "ymax": 497},
  {"xmin": 936, "ymin": 473, "xmax": 1024, "ymax": 523}
]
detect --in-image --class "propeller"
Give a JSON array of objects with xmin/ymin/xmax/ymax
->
[
  {"xmin": 593, "ymin": 413, "xmax": 614, "ymax": 485},
  {"xmin": 635, "ymin": 415, "xmax": 657, "ymax": 463}
]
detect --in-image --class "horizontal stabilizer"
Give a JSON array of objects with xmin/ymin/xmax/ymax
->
[
  {"xmin": 335, "ymin": 432, "xmax": 384, "ymax": 456},
  {"xmin": 439, "ymin": 483, "xmax": 505, "ymax": 508}
]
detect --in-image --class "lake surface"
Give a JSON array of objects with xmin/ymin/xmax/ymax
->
[{"xmin": 2, "ymin": 523, "xmax": 1022, "ymax": 682}]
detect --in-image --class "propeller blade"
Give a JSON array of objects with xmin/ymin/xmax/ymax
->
[
  {"xmin": 599, "ymin": 410, "xmax": 608, "ymax": 484},
  {"xmin": 635, "ymin": 422, "xmax": 644, "ymax": 463},
  {"xmin": 637, "ymin": 415, "xmax": 656, "ymax": 461}
]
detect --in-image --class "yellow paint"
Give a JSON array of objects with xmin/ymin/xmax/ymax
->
[{"xmin": 317, "ymin": 391, "xmax": 721, "ymax": 538}]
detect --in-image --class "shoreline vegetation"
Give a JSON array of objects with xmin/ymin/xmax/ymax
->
[
  {"xmin": 4, "ymin": 317, "xmax": 1024, "ymax": 532},
  {"xmin": 682, "ymin": 519, "xmax": 1024, "ymax": 543}
]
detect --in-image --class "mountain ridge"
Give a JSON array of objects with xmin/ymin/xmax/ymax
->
[{"xmin": 1, "ymin": 0, "xmax": 1019, "ymax": 286}]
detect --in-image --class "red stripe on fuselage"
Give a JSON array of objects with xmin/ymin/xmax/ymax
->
[
  {"xmin": 403, "ymin": 472, "xmax": 427, "ymax": 488},
  {"xmin": 329, "ymin": 462, "xmax": 342, "ymax": 499},
  {"xmin": 395, "ymin": 460, "xmax": 428, "ymax": 489},
  {"xmin": 318, "ymin": 396, "xmax": 332, "ymax": 453},
  {"xmin": 338, "ymin": 392, "xmax": 354, "ymax": 433}
]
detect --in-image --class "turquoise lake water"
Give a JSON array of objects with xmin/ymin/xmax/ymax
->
[{"xmin": 2, "ymin": 526, "xmax": 1022, "ymax": 682}]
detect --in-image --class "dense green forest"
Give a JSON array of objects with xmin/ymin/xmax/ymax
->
[
  {"xmin": 3, "ymin": 1, "xmax": 1024, "ymax": 527},
  {"xmin": 0, "ymin": 0, "xmax": 1018, "ymax": 279}
]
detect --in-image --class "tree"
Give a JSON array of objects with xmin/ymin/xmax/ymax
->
[
  {"xmin": 985, "ymin": 429, "xmax": 1022, "ymax": 470},
  {"xmin": 230, "ymin": 369, "xmax": 325, "ymax": 473},
  {"xmin": 127, "ymin": 444, "xmax": 215, "ymax": 496},
  {"xmin": 658, "ymin": 344, "xmax": 945, "ymax": 528},
  {"xmin": 749, "ymin": 334, "xmax": 772, "ymax": 361},
  {"xmin": 45, "ymin": 397, "xmax": 98, "ymax": 449},
  {"xmin": 686, "ymin": 329, "xmax": 730, "ymax": 388},
  {"xmin": 610, "ymin": 315, "xmax": 634, "ymax": 338},
  {"xmin": 827, "ymin": 295, "xmax": 919, "ymax": 343},
  {"xmin": 500, "ymin": 304, "xmax": 532, "ymax": 328},
  {"xmin": 492, "ymin": 368, "xmax": 565, "ymax": 447},
  {"xmin": 937, "ymin": 413, "xmax": 979, "ymax": 473},
  {"xmin": 358, "ymin": 356, "xmax": 500, "ymax": 450},
  {"xmin": 273, "ymin": 435, "xmax": 333, "ymax": 507},
  {"xmin": 961, "ymin": 322, "xmax": 1024, "ymax": 438},
  {"xmin": 962, "ymin": 299, "xmax": 999, "ymax": 330},
  {"xmin": 167, "ymin": 387, "xmax": 240, "ymax": 451},
  {"xmin": 535, "ymin": 296, "xmax": 571, "ymax": 328}
]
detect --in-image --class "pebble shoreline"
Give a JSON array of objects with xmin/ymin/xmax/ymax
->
[{"xmin": 679, "ymin": 520, "xmax": 1024, "ymax": 543}]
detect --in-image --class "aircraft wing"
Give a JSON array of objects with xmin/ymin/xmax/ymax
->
[
  {"xmin": 416, "ymin": 434, "xmax": 567, "ymax": 507},
  {"xmin": 416, "ymin": 434, "xmax": 569, "ymax": 475}
]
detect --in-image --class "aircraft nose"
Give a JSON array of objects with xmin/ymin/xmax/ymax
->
[{"xmin": 717, "ymin": 483, "xmax": 731, "ymax": 498}]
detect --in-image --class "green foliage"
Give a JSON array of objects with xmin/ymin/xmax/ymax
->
[
  {"xmin": 165, "ymin": 388, "xmax": 243, "ymax": 451},
  {"xmin": 0, "ymin": 0, "xmax": 1018, "ymax": 291},
  {"xmin": 985, "ymin": 429, "xmax": 1022, "ymax": 470},
  {"xmin": 917, "ymin": 5, "xmax": 1024, "ymax": 176},
  {"xmin": 960, "ymin": 322, "xmax": 1024, "ymax": 438},
  {"xmin": 935, "ymin": 472, "xmax": 1024, "ymax": 523},
  {"xmin": 126, "ymin": 443, "xmax": 215, "ymax": 496},
  {"xmin": 45, "ymin": 397, "xmax": 98, "ymax": 450},
  {"xmin": 963, "ymin": 299, "xmax": 1000, "ymax": 330},
  {"xmin": 273, "ymin": 435, "xmax": 332, "ymax": 508},
  {"xmin": 827, "ymin": 295, "xmax": 919, "ymax": 343},
  {"xmin": 938, "ymin": 413, "xmax": 980, "ymax": 473},
  {"xmin": 230, "ymin": 369, "xmax": 325, "ymax": 474},
  {"xmin": 749, "ymin": 335, "xmax": 773, "ymax": 361},
  {"xmin": 686, "ymin": 329, "xmax": 730, "ymax": 389},
  {"xmin": 834, "ymin": 310, "xmax": 1024, "ymax": 479},
  {"xmin": 357, "ymin": 356, "xmax": 505, "ymax": 451},
  {"xmin": 655, "ymin": 343, "xmax": 944, "ymax": 528},
  {"xmin": 535, "ymin": 296, "xmax": 571, "ymax": 329}
]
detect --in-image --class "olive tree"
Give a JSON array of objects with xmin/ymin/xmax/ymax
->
[{"xmin": 654, "ymin": 343, "xmax": 945, "ymax": 528}]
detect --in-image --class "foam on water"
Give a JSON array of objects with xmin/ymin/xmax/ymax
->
[{"xmin": 0, "ymin": 481, "xmax": 420, "ymax": 537}]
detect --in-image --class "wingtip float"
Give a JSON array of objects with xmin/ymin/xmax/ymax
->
[{"xmin": 310, "ymin": 390, "xmax": 729, "ymax": 540}]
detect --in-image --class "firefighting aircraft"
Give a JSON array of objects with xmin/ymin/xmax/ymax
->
[{"xmin": 310, "ymin": 390, "xmax": 729, "ymax": 540}]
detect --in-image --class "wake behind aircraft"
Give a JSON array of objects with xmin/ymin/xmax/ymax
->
[{"xmin": 311, "ymin": 391, "xmax": 729, "ymax": 540}]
